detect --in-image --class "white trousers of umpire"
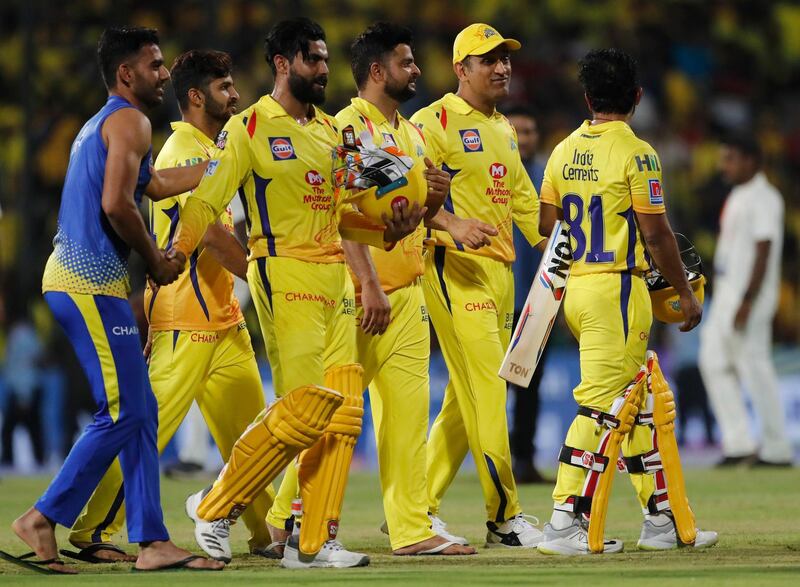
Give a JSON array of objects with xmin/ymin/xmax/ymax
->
[{"xmin": 698, "ymin": 296, "xmax": 792, "ymax": 463}]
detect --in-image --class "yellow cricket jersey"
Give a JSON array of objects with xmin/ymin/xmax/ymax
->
[
  {"xmin": 335, "ymin": 97, "xmax": 428, "ymax": 298},
  {"xmin": 144, "ymin": 121, "xmax": 243, "ymax": 331},
  {"xmin": 172, "ymin": 95, "xmax": 386, "ymax": 263},
  {"xmin": 540, "ymin": 120, "xmax": 666, "ymax": 277},
  {"xmin": 410, "ymin": 93, "xmax": 544, "ymax": 262}
]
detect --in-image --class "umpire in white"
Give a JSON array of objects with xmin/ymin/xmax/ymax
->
[{"xmin": 699, "ymin": 135, "xmax": 793, "ymax": 467}]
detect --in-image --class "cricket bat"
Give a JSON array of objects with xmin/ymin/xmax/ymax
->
[{"xmin": 498, "ymin": 220, "xmax": 572, "ymax": 386}]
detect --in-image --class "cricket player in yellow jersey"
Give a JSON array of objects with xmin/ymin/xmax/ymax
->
[
  {"xmin": 64, "ymin": 50, "xmax": 277, "ymax": 565},
  {"xmin": 535, "ymin": 49, "xmax": 716, "ymax": 555},
  {"xmin": 332, "ymin": 22, "xmax": 487, "ymax": 556},
  {"xmin": 410, "ymin": 24, "xmax": 547, "ymax": 548},
  {"xmin": 172, "ymin": 18, "xmax": 424, "ymax": 569}
]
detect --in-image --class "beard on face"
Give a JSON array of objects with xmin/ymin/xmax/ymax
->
[
  {"xmin": 134, "ymin": 77, "xmax": 166, "ymax": 109},
  {"xmin": 204, "ymin": 91, "xmax": 235, "ymax": 123},
  {"xmin": 384, "ymin": 72, "xmax": 417, "ymax": 103},
  {"xmin": 288, "ymin": 69, "xmax": 327, "ymax": 105}
]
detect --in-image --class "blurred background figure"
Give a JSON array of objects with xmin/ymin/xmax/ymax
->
[
  {"xmin": 504, "ymin": 106, "xmax": 550, "ymax": 484},
  {"xmin": 699, "ymin": 135, "xmax": 792, "ymax": 468}
]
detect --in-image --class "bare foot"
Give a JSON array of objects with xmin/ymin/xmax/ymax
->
[
  {"xmin": 12, "ymin": 508, "xmax": 78, "ymax": 574},
  {"xmin": 266, "ymin": 522, "xmax": 291, "ymax": 558},
  {"xmin": 136, "ymin": 541, "xmax": 225, "ymax": 570},
  {"xmin": 393, "ymin": 535, "xmax": 477, "ymax": 556},
  {"xmin": 70, "ymin": 541, "xmax": 137, "ymax": 562}
]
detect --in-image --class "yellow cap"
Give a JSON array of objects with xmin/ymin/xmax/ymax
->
[{"xmin": 452, "ymin": 23, "xmax": 521, "ymax": 64}]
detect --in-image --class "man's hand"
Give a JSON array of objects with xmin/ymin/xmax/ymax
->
[
  {"xmin": 734, "ymin": 299, "xmax": 751, "ymax": 330},
  {"xmin": 448, "ymin": 217, "xmax": 498, "ymax": 249},
  {"xmin": 360, "ymin": 280, "xmax": 391, "ymax": 335},
  {"xmin": 678, "ymin": 291, "xmax": 703, "ymax": 332},
  {"xmin": 150, "ymin": 249, "xmax": 186, "ymax": 286},
  {"xmin": 382, "ymin": 200, "xmax": 426, "ymax": 242},
  {"xmin": 423, "ymin": 157, "xmax": 448, "ymax": 219}
]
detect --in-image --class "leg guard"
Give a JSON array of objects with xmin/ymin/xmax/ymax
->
[
  {"xmin": 298, "ymin": 364, "xmax": 364, "ymax": 557},
  {"xmin": 647, "ymin": 351, "xmax": 697, "ymax": 545},
  {"xmin": 587, "ymin": 367, "xmax": 646, "ymax": 553},
  {"xmin": 196, "ymin": 385, "xmax": 343, "ymax": 521}
]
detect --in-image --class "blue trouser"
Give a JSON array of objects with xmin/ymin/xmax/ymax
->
[{"xmin": 36, "ymin": 292, "xmax": 168, "ymax": 543}]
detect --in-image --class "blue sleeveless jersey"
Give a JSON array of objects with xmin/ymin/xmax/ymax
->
[{"xmin": 42, "ymin": 95, "xmax": 153, "ymax": 298}]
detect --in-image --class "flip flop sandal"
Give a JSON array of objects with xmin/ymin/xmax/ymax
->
[
  {"xmin": 60, "ymin": 543, "xmax": 133, "ymax": 563},
  {"xmin": 0, "ymin": 550, "xmax": 75, "ymax": 574}
]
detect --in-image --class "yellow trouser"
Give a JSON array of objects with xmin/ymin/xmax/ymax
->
[
  {"xmin": 357, "ymin": 281, "xmax": 435, "ymax": 550},
  {"xmin": 70, "ymin": 324, "xmax": 273, "ymax": 550},
  {"xmin": 553, "ymin": 272, "xmax": 655, "ymax": 510},
  {"xmin": 423, "ymin": 247, "xmax": 520, "ymax": 523},
  {"xmin": 244, "ymin": 258, "xmax": 357, "ymax": 530}
]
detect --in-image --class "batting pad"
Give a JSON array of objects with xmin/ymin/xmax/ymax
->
[
  {"xmin": 197, "ymin": 384, "xmax": 344, "ymax": 521},
  {"xmin": 648, "ymin": 351, "xmax": 697, "ymax": 545},
  {"xmin": 588, "ymin": 368, "xmax": 646, "ymax": 553},
  {"xmin": 298, "ymin": 364, "xmax": 364, "ymax": 557}
]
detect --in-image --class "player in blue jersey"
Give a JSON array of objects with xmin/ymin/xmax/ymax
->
[{"xmin": 0, "ymin": 28, "xmax": 223, "ymax": 574}]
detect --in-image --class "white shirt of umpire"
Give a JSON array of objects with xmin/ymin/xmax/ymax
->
[{"xmin": 699, "ymin": 171, "xmax": 792, "ymax": 462}]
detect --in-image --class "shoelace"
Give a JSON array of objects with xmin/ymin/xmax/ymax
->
[
  {"xmin": 323, "ymin": 540, "xmax": 344, "ymax": 551},
  {"xmin": 511, "ymin": 514, "xmax": 540, "ymax": 532},
  {"xmin": 211, "ymin": 519, "xmax": 231, "ymax": 538}
]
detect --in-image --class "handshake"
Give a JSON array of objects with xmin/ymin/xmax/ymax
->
[{"xmin": 148, "ymin": 248, "xmax": 186, "ymax": 287}]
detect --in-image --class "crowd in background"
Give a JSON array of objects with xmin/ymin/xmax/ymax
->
[{"xmin": 0, "ymin": 0, "xmax": 798, "ymax": 468}]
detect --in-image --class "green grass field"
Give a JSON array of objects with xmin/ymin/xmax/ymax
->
[{"xmin": 0, "ymin": 468, "xmax": 798, "ymax": 585}]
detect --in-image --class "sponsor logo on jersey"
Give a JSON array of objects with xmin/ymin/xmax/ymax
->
[
  {"xmin": 649, "ymin": 178, "xmax": 663, "ymax": 205},
  {"xmin": 112, "ymin": 326, "xmax": 139, "ymax": 336},
  {"xmin": 459, "ymin": 129, "xmax": 483, "ymax": 152},
  {"xmin": 489, "ymin": 162, "xmax": 507, "ymax": 178},
  {"xmin": 269, "ymin": 137, "xmax": 297, "ymax": 160},
  {"xmin": 305, "ymin": 170, "xmax": 325, "ymax": 185},
  {"xmin": 205, "ymin": 159, "xmax": 220, "ymax": 176},
  {"xmin": 215, "ymin": 130, "xmax": 228, "ymax": 149}
]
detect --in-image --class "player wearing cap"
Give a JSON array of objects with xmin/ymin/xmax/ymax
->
[{"xmin": 411, "ymin": 23, "xmax": 546, "ymax": 548}]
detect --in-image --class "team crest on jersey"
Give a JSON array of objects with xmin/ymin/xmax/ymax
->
[
  {"xmin": 460, "ymin": 129, "xmax": 483, "ymax": 152},
  {"xmin": 305, "ymin": 169, "xmax": 325, "ymax": 185},
  {"xmin": 489, "ymin": 162, "xmax": 507, "ymax": 178},
  {"xmin": 269, "ymin": 137, "xmax": 297, "ymax": 160},
  {"xmin": 381, "ymin": 132, "xmax": 396, "ymax": 146},
  {"xmin": 649, "ymin": 178, "xmax": 663, "ymax": 205},
  {"xmin": 215, "ymin": 130, "xmax": 228, "ymax": 150}
]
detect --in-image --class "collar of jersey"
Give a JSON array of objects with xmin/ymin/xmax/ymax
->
[
  {"xmin": 170, "ymin": 121, "xmax": 215, "ymax": 148},
  {"xmin": 259, "ymin": 94, "xmax": 324, "ymax": 124},
  {"xmin": 581, "ymin": 119, "xmax": 632, "ymax": 135},
  {"xmin": 442, "ymin": 92, "xmax": 500, "ymax": 119},
  {"xmin": 350, "ymin": 97, "xmax": 406, "ymax": 129}
]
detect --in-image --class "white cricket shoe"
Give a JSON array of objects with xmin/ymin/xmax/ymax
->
[
  {"xmin": 485, "ymin": 514, "xmax": 543, "ymax": 548},
  {"xmin": 185, "ymin": 489, "xmax": 232, "ymax": 563},
  {"xmin": 429, "ymin": 514, "xmax": 469, "ymax": 545},
  {"xmin": 537, "ymin": 518, "xmax": 623, "ymax": 555},
  {"xmin": 281, "ymin": 536, "xmax": 370, "ymax": 568},
  {"xmin": 637, "ymin": 516, "xmax": 718, "ymax": 550}
]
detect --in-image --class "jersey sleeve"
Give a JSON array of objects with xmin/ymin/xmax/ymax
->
[
  {"xmin": 410, "ymin": 107, "xmax": 446, "ymax": 167},
  {"xmin": 511, "ymin": 156, "xmax": 545, "ymax": 247},
  {"xmin": 172, "ymin": 117, "xmax": 252, "ymax": 257},
  {"xmin": 751, "ymin": 191, "xmax": 783, "ymax": 241},
  {"xmin": 626, "ymin": 145, "xmax": 666, "ymax": 214},
  {"xmin": 154, "ymin": 135, "xmax": 207, "ymax": 208},
  {"xmin": 539, "ymin": 151, "xmax": 561, "ymax": 208}
]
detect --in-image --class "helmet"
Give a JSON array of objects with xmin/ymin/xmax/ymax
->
[
  {"xmin": 644, "ymin": 234, "xmax": 705, "ymax": 323},
  {"xmin": 332, "ymin": 135, "xmax": 426, "ymax": 224}
]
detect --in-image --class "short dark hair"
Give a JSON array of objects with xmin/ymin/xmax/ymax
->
[
  {"xmin": 503, "ymin": 104, "xmax": 536, "ymax": 121},
  {"xmin": 264, "ymin": 17, "xmax": 325, "ymax": 76},
  {"xmin": 170, "ymin": 50, "xmax": 233, "ymax": 110},
  {"xmin": 97, "ymin": 26, "xmax": 160, "ymax": 89},
  {"xmin": 350, "ymin": 22, "xmax": 414, "ymax": 89},
  {"xmin": 578, "ymin": 49, "xmax": 639, "ymax": 115},
  {"xmin": 720, "ymin": 133, "xmax": 762, "ymax": 165}
]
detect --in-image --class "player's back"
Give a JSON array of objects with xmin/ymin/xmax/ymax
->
[
  {"xmin": 42, "ymin": 95, "xmax": 152, "ymax": 298},
  {"xmin": 541, "ymin": 120, "xmax": 665, "ymax": 277}
]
